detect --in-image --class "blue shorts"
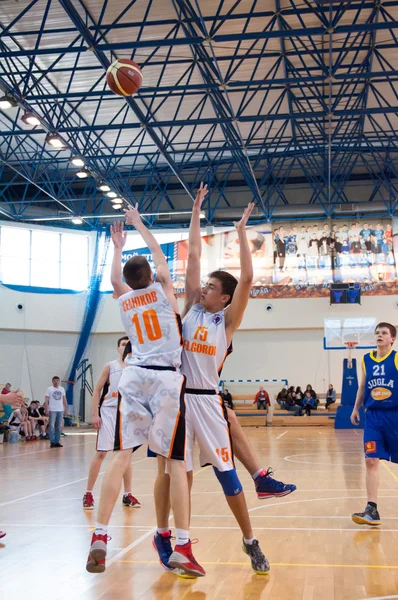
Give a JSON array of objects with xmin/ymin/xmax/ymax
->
[{"xmin": 363, "ymin": 408, "xmax": 398, "ymax": 463}]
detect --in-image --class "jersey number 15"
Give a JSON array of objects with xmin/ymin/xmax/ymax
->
[{"xmin": 132, "ymin": 309, "xmax": 162, "ymax": 344}]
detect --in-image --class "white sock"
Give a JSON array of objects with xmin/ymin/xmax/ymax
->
[
  {"xmin": 176, "ymin": 529, "xmax": 189, "ymax": 546},
  {"xmin": 95, "ymin": 522, "xmax": 108, "ymax": 536},
  {"xmin": 244, "ymin": 536, "xmax": 256, "ymax": 545},
  {"xmin": 252, "ymin": 469, "xmax": 263, "ymax": 480},
  {"xmin": 157, "ymin": 527, "xmax": 169, "ymax": 535},
  {"xmin": 123, "ymin": 492, "xmax": 131, "ymax": 496}
]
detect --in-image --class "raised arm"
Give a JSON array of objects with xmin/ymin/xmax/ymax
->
[
  {"xmin": 183, "ymin": 183, "xmax": 208, "ymax": 317},
  {"xmin": 0, "ymin": 391, "xmax": 23, "ymax": 408},
  {"xmin": 351, "ymin": 362, "xmax": 365, "ymax": 425},
  {"xmin": 124, "ymin": 204, "xmax": 177, "ymax": 310},
  {"xmin": 225, "ymin": 203, "xmax": 255, "ymax": 344},
  {"xmin": 110, "ymin": 221, "xmax": 131, "ymax": 298},
  {"xmin": 91, "ymin": 363, "xmax": 111, "ymax": 430}
]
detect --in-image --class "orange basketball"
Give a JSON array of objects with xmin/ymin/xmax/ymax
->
[{"xmin": 106, "ymin": 59, "xmax": 143, "ymax": 97}]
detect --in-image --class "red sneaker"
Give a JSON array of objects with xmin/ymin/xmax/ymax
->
[
  {"xmin": 83, "ymin": 492, "xmax": 94, "ymax": 510},
  {"xmin": 0, "ymin": 531, "xmax": 6, "ymax": 539},
  {"xmin": 122, "ymin": 493, "xmax": 141, "ymax": 508},
  {"xmin": 86, "ymin": 532, "xmax": 108, "ymax": 574},
  {"xmin": 168, "ymin": 541, "xmax": 206, "ymax": 577}
]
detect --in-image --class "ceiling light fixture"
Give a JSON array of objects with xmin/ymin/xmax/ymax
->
[
  {"xmin": 45, "ymin": 133, "xmax": 67, "ymax": 149},
  {"xmin": 200, "ymin": 212, "xmax": 206, "ymax": 220},
  {"xmin": 107, "ymin": 191, "xmax": 117, "ymax": 198},
  {"xmin": 0, "ymin": 94, "xmax": 17, "ymax": 110},
  {"xmin": 111, "ymin": 197, "xmax": 122, "ymax": 204},
  {"xmin": 112, "ymin": 203, "xmax": 123, "ymax": 210},
  {"xmin": 76, "ymin": 167, "xmax": 90, "ymax": 179},
  {"xmin": 99, "ymin": 184, "xmax": 111, "ymax": 192},
  {"xmin": 70, "ymin": 156, "xmax": 85, "ymax": 168},
  {"xmin": 71, "ymin": 217, "xmax": 83, "ymax": 225},
  {"xmin": 21, "ymin": 111, "xmax": 41, "ymax": 126}
]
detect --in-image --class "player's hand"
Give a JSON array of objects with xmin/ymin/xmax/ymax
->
[
  {"xmin": 6, "ymin": 391, "xmax": 24, "ymax": 407},
  {"xmin": 111, "ymin": 221, "xmax": 127, "ymax": 249},
  {"xmin": 92, "ymin": 415, "xmax": 102, "ymax": 430},
  {"xmin": 124, "ymin": 203, "xmax": 142, "ymax": 228},
  {"xmin": 193, "ymin": 182, "xmax": 208, "ymax": 211},
  {"xmin": 350, "ymin": 408, "xmax": 360, "ymax": 426},
  {"xmin": 234, "ymin": 202, "xmax": 255, "ymax": 233}
]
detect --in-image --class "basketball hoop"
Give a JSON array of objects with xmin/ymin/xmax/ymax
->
[{"xmin": 344, "ymin": 341, "xmax": 358, "ymax": 368}]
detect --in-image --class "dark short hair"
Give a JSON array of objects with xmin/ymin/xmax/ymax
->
[
  {"xmin": 117, "ymin": 336, "xmax": 129, "ymax": 347},
  {"xmin": 122, "ymin": 341, "xmax": 132, "ymax": 361},
  {"xmin": 5, "ymin": 383, "xmax": 11, "ymax": 386},
  {"xmin": 209, "ymin": 270, "xmax": 238, "ymax": 306},
  {"xmin": 52, "ymin": 376, "xmax": 60, "ymax": 381},
  {"xmin": 123, "ymin": 256, "xmax": 152, "ymax": 290},
  {"xmin": 375, "ymin": 322, "xmax": 397, "ymax": 339}
]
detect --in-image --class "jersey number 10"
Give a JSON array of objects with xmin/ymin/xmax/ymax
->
[{"xmin": 132, "ymin": 309, "xmax": 162, "ymax": 344}]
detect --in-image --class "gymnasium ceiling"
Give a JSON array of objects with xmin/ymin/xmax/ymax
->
[{"xmin": 0, "ymin": 0, "xmax": 398, "ymax": 229}]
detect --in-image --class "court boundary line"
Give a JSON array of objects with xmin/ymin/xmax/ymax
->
[
  {"xmin": 116, "ymin": 559, "xmax": 398, "ymax": 570},
  {"xmin": 0, "ymin": 439, "xmax": 96, "ymax": 460},
  {"xmin": 0, "ymin": 456, "xmax": 150, "ymax": 508}
]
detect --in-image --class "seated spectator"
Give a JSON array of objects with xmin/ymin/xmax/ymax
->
[
  {"xmin": 303, "ymin": 391, "xmax": 315, "ymax": 416},
  {"xmin": 221, "ymin": 388, "xmax": 234, "ymax": 410},
  {"xmin": 285, "ymin": 393, "xmax": 303, "ymax": 416},
  {"xmin": 1, "ymin": 383, "xmax": 11, "ymax": 395},
  {"xmin": 253, "ymin": 386, "xmax": 270, "ymax": 410},
  {"xmin": 305, "ymin": 384, "xmax": 319, "ymax": 409},
  {"xmin": 8, "ymin": 403, "xmax": 36, "ymax": 441},
  {"xmin": 325, "ymin": 384, "xmax": 337, "ymax": 409},
  {"xmin": 295, "ymin": 386, "xmax": 304, "ymax": 407},
  {"xmin": 28, "ymin": 400, "xmax": 49, "ymax": 439},
  {"xmin": 38, "ymin": 402, "xmax": 50, "ymax": 439},
  {"xmin": 276, "ymin": 387, "xmax": 288, "ymax": 409}
]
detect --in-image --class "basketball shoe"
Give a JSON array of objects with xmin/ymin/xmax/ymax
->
[
  {"xmin": 122, "ymin": 493, "xmax": 141, "ymax": 508},
  {"xmin": 83, "ymin": 492, "xmax": 94, "ymax": 510},
  {"xmin": 86, "ymin": 532, "xmax": 108, "ymax": 573},
  {"xmin": 168, "ymin": 540, "xmax": 206, "ymax": 577},
  {"xmin": 255, "ymin": 468, "xmax": 296, "ymax": 499},
  {"xmin": 152, "ymin": 531, "xmax": 174, "ymax": 570},
  {"xmin": 352, "ymin": 504, "xmax": 381, "ymax": 526},
  {"xmin": 242, "ymin": 538, "xmax": 270, "ymax": 574}
]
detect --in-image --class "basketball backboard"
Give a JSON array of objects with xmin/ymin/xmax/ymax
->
[{"xmin": 324, "ymin": 317, "xmax": 377, "ymax": 350}]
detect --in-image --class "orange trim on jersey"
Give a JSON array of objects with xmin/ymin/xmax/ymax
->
[
  {"xmin": 218, "ymin": 394, "xmax": 234, "ymax": 468},
  {"xmin": 217, "ymin": 349, "xmax": 229, "ymax": 375}
]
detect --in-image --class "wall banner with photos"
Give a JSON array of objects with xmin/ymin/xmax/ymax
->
[{"xmin": 124, "ymin": 218, "xmax": 398, "ymax": 299}]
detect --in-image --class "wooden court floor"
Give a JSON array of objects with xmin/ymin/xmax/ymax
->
[{"xmin": 1, "ymin": 427, "xmax": 398, "ymax": 600}]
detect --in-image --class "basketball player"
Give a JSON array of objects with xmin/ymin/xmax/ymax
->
[
  {"xmin": 351, "ymin": 322, "xmax": 398, "ymax": 526},
  {"xmin": 83, "ymin": 336, "xmax": 140, "ymax": 511},
  {"xmin": 86, "ymin": 216, "xmax": 205, "ymax": 577},
  {"xmin": 154, "ymin": 184, "xmax": 270, "ymax": 575},
  {"xmin": 0, "ymin": 389, "xmax": 23, "ymax": 538}
]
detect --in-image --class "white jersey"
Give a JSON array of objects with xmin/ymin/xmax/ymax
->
[
  {"xmin": 119, "ymin": 282, "xmax": 182, "ymax": 369},
  {"xmin": 100, "ymin": 360, "xmax": 123, "ymax": 408},
  {"xmin": 181, "ymin": 304, "xmax": 232, "ymax": 390}
]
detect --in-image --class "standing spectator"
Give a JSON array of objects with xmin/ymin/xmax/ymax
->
[
  {"xmin": 303, "ymin": 391, "xmax": 315, "ymax": 416},
  {"xmin": 222, "ymin": 388, "xmax": 234, "ymax": 410},
  {"xmin": 1, "ymin": 383, "xmax": 11, "ymax": 395},
  {"xmin": 253, "ymin": 386, "xmax": 270, "ymax": 410},
  {"xmin": 44, "ymin": 376, "xmax": 68, "ymax": 448},
  {"xmin": 325, "ymin": 384, "xmax": 337, "ymax": 409}
]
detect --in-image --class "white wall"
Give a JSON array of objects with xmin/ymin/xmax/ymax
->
[{"xmin": 1, "ymin": 284, "xmax": 397, "ymax": 419}]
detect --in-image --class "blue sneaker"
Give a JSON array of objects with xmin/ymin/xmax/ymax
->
[
  {"xmin": 152, "ymin": 531, "xmax": 174, "ymax": 570},
  {"xmin": 255, "ymin": 468, "xmax": 296, "ymax": 499}
]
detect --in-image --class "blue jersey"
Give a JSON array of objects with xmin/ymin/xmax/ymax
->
[{"xmin": 363, "ymin": 349, "xmax": 398, "ymax": 410}]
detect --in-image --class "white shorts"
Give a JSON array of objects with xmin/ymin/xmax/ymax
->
[
  {"xmin": 96, "ymin": 406, "xmax": 117, "ymax": 452},
  {"xmin": 185, "ymin": 392, "xmax": 234, "ymax": 472},
  {"xmin": 116, "ymin": 365, "xmax": 186, "ymax": 460}
]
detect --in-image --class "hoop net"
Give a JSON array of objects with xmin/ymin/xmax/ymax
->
[
  {"xmin": 344, "ymin": 341, "xmax": 358, "ymax": 367},
  {"xmin": 344, "ymin": 342, "xmax": 358, "ymax": 350}
]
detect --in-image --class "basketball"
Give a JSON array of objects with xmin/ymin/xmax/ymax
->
[{"xmin": 106, "ymin": 59, "xmax": 143, "ymax": 97}]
